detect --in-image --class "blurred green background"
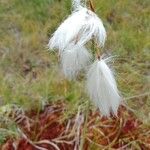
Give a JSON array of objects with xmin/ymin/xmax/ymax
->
[{"xmin": 0, "ymin": 0, "xmax": 149, "ymax": 123}]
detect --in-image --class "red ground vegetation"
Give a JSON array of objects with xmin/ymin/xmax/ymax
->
[{"xmin": 1, "ymin": 103, "xmax": 150, "ymax": 150}]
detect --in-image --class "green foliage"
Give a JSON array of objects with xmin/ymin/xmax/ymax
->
[
  {"xmin": 0, "ymin": 0, "xmax": 149, "ymax": 146},
  {"xmin": 0, "ymin": 105, "xmax": 20, "ymax": 145},
  {"xmin": 0, "ymin": 126, "xmax": 19, "ymax": 145}
]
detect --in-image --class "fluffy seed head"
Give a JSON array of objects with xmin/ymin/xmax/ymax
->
[
  {"xmin": 61, "ymin": 44, "xmax": 91, "ymax": 80},
  {"xmin": 86, "ymin": 56, "xmax": 121, "ymax": 117},
  {"xmin": 48, "ymin": 7, "xmax": 106, "ymax": 52}
]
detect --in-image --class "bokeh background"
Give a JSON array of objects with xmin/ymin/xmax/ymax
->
[{"xmin": 0, "ymin": 0, "xmax": 149, "ymax": 148}]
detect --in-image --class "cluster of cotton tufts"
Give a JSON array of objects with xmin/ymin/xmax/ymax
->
[
  {"xmin": 48, "ymin": 3, "xmax": 106, "ymax": 51},
  {"xmin": 48, "ymin": 0, "xmax": 122, "ymax": 117},
  {"xmin": 61, "ymin": 44, "xmax": 91, "ymax": 80},
  {"xmin": 87, "ymin": 56, "xmax": 121, "ymax": 116}
]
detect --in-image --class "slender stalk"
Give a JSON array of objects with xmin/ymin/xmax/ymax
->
[
  {"xmin": 33, "ymin": 104, "xmax": 41, "ymax": 141},
  {"xmin": 89, "ymin": 0, "xmax": 101, "ymax": 60},
  {"xmin": 89, "ymin": 0, "xmax": 95, "ymax": 12},
  {"xmin": 80, "ymin": 1, "xmax": 99, "ymax": 149}
]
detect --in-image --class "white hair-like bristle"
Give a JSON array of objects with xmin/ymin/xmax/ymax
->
[
  {"xmin": 61, "ymin": 44, "xmax": 91, "ymax": 80},
  {"xmin": 48, "ymin": 7, "xmax": 106, "ymax": 52},
  {"xmin": 86, "ymin": 57, "xmax": 121, "ymax": 117}
]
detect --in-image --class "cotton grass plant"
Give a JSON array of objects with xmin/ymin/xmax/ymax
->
[{"xmin": 48, "ymin": 0, "xmax": 122, "ymax": 117}]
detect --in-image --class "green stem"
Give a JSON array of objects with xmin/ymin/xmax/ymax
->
[{"xmin": 80, "ymin": 1, "xmax": 96, "ymax": 149}]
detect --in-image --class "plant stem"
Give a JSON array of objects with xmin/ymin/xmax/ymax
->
[
  {"xmin": 80, "ymin": 2, "xmax": 96, "ymax": 148},
  {"xmin": 89, "ymin": 0, "xmax": 95, "ymax": 12}
]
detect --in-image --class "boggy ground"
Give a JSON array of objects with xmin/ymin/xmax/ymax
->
[
  {"xmin": 1, "ymin": 103, "xmax": 150, "ymax": 150},
  {"xmin": 0, "ymin": 0, "xmax": 149, "ymax": 149}
]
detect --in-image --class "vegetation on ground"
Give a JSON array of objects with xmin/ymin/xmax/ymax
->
[{"xmin": 0, "ymin": 0, "xmax": 149, "ymax": 149}]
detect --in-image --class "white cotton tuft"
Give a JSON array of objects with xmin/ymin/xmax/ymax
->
[
  {"xmin": 48, "ymin": 7, "xmax": 106, "ymax": 52},
  {"xmin": 86, "ymin": 57, "xmax": 121, "ymax": 117},
  {"xmin": 61, "ymin": 44, "xmax": 91, "ymax": 80}
]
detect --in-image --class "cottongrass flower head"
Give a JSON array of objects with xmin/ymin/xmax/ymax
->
[
  {"xmin": 86, "ymin": 56, "xmax": 122, "ymax": 117},
  {"xmin": 48, "ymin": 1, "xmax": 106, "ymax": 52},
  {"xmin": 61, "ymin": 43, "xmax": 91, "ymax": 80},
  {"xmin": 48, "ymin": 0, "xmax": 122, "ymax": 117}
]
